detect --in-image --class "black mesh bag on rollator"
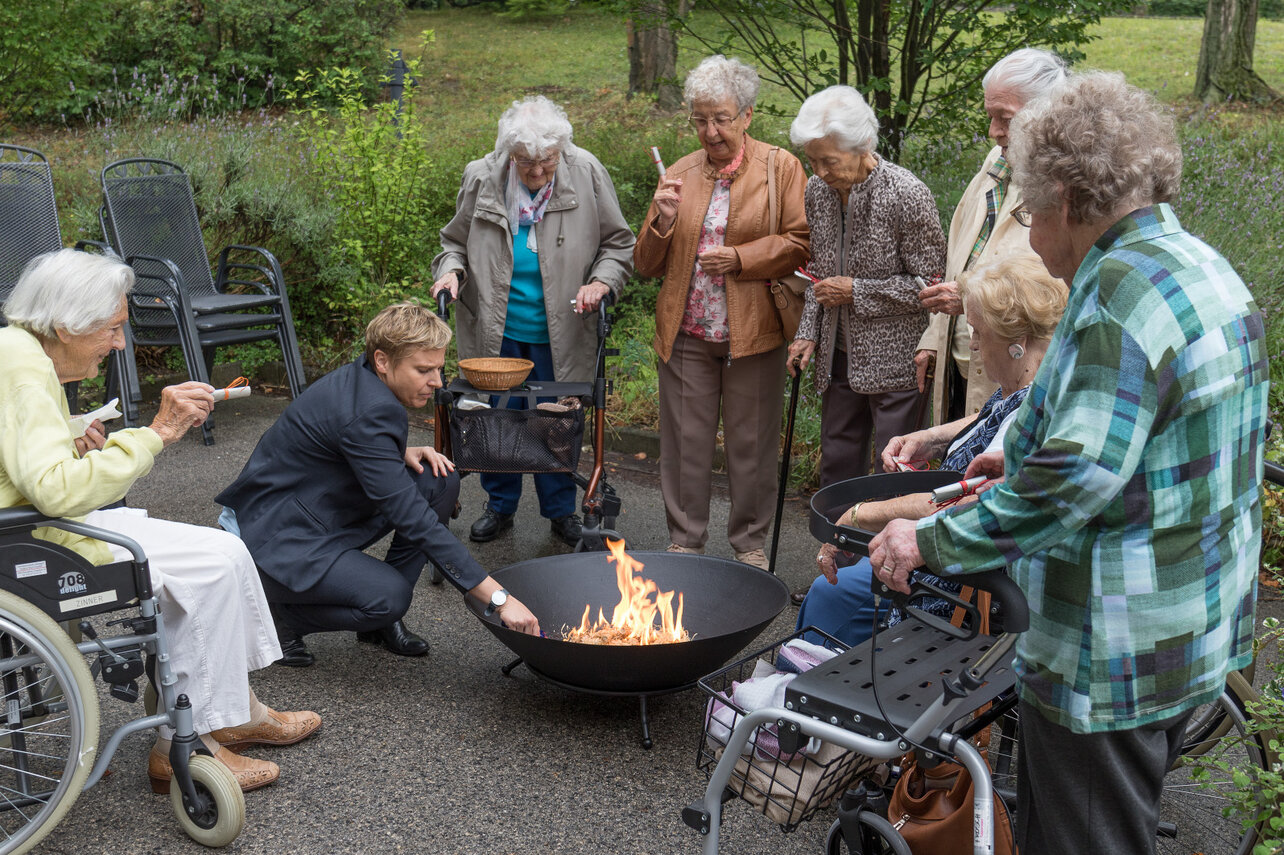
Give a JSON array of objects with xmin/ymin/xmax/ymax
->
[{"xmin": 433, "ymin": 293, "xmax": 623, "ymax": 552}]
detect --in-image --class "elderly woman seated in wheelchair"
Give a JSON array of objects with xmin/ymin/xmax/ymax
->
[
  {"xmin": 0, "ymin": 249, "xmax": 321, "ymax": 795},
  {"xmin": 797, "ymin": 254, "xmax": 1065, "ymax": 645}
]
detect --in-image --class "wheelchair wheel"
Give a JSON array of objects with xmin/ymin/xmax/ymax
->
[
  {"xmin": 1157, "ymin": 683, "xmax": 1268, "ymax": 855},
  {"xmin": 825, "ymin": 811, "xmax": 913, "ymax": 855},
  {"xmin": 170, "ymin": 753, "xmax": 245, "ymax": 848},
  {"xmin": 0, "ymin": 589, "xmax": 99, "ymax": 855}
]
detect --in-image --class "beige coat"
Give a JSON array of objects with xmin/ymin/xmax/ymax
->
[
  {"xmin": 634, "ymin": 135, "xmax": 810, "ymax": 363},
  {"xmin": 432, "ymin": 145, "xmax": 635, "ymax": 383},
  {"xmin": 918, "ymin": 145, "xmax": 1034, "ymax": 422}
]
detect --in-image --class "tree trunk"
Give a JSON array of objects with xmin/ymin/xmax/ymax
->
[
  {"xmin": 627, "ymin": 1, "xmax": 685, "ymax": 111},
  {"xmin": 1195, "ymin": 0, "xmax": 1280, "ymax": 103}
]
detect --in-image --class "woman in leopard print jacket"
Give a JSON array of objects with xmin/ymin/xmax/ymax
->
[{"xmin": 787, "ymin": 86, "xmax": 946, "ymax": 487}]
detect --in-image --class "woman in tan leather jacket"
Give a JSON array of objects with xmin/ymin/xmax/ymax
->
[{"xmin": 633, "ymin": 55, "xmax": 809, "ymax": 568}]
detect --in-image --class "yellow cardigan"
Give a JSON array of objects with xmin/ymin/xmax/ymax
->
[{"xmin": 0, "ymin": 326, "xmax": 162, "ymax": 564}]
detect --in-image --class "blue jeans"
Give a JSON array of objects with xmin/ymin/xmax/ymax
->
[
  {"xmin": 479, "ymin": 337, "xmax": 578, "ymax": 519},
  {"xmin": 795, "ymin": 556, "xmax": 879, "ymax": 648}
]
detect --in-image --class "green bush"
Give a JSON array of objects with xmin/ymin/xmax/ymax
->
[
  {"xmin": 284, "ymin": 51, "xmax": 440, "ymax": 326},
  {"xmin": 0, "ymin": 0, "xmax": 404, "ymax": 125}
]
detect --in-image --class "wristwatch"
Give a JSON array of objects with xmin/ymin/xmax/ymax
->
[{"xmin": 485, "ymin": 588, "xmax": 509, "ymax": 616}]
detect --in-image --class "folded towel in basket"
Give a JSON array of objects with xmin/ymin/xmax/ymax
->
[{"xmin": 776, "ymin": 638, "xmax": 839, "ymax": 674}]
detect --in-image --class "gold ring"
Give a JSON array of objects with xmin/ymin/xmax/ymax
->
[{"xmin": 881, "ymin": 565, "xmax": 893, "ymax": 577}]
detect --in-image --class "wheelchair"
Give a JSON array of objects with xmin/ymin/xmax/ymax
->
[{"xmin": 0, "ymin": 505, "xmax": 245, "ymax": 854}]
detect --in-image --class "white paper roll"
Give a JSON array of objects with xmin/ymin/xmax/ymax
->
[{"xmin": 214, "ymin": 385, "xmax": 253, "ymax": 402}]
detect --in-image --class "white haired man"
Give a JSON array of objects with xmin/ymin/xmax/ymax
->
[{"xmin": 915, "ymin": 47, "xmax": 1068, "ymax": 425}]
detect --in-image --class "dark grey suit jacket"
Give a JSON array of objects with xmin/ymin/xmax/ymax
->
[{"xmin": 215, "ymin": 357, "xmax": 487, "ymax": 593}]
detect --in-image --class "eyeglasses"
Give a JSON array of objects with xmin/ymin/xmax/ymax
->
[
  {"xmin": 1012, "ymin": 204, "xmax": 1032, "ymax": 227},
  {"xmin": 688, "ymin": 113, "xmax": 742, "ymax": 132},
  {"xmin": 513, "ymin": 155, "xmax": 559, "ymax": 170}
]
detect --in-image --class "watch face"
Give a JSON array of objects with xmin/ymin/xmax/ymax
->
[{"xmin": 491, "ymin": 589, "xmax": 508, "ymax": 608}]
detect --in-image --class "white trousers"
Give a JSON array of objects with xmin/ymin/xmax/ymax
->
[{"xmin": 85, "ymin": 508, "xmax": 282, "ymax": 735}]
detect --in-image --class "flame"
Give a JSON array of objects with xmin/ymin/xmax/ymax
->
[{"xmin": 563, "ymin": 539, "xmax": 690, "ymax": 645}]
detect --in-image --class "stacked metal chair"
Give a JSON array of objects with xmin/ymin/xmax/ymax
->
[
  {"xmin": 0, "ymin": 144, "xmax": 139, "ymax": 421},
  {"xmin": 100, "ymin": 157, "xmax": 308, "ymax": 443}
]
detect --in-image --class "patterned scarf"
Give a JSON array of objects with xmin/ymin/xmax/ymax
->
[
  {"xmin": 717, "ymin": 142, "xmax": 746, "ymax": 177},
  {"xmin": 506, "ymin": 162, "xmax": 556, "ymax": 252}
]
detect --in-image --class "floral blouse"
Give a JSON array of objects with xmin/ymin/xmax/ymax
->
[{"xmin": 680, "ymin": 179, "xmax": 732, "ymax": 341}]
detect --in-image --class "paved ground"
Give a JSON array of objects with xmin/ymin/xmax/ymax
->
[
  {"xmin": 29, "ymin": 393, "xmax": 1284, "ymax": 855},
  {"xmin": 34, "ymin": 394, "xmax": 837, "ymax": 855}
]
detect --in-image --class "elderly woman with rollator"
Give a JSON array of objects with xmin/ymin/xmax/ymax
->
[
  {"xmin": 797, "ymin": 254, "xmax": 1065, "ymax": 645},
  {"xmin": 635, "ymin": 55, "xmax": 809, "ymax": 569},
  {"xmin": 0, "ymin": 249, "xmax": 320, "ymax": 794},
  {"xmin": 432, "ymin": 95, "xmax": 635, "ymax": 548},
  {"xmin": 915, "ymin": 48, "xmax": 1067, "ymax": 424},
  {"xmin": 872, "ymin": 73, "xmax": 1268, "ymax": 855},
  {"xmin": 786, "ymin": 86, "xmax": 946, "ymax": 488}
]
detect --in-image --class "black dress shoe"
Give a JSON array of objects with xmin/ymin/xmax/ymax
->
[
  {"xmin": 790, "ymin": 587, "xmax": 809, "ymax": 607},
  {"xmin": 549, "ymin": 513, "xmax": 582, "ymax": 547},
  {"xmin": 276, "ymin": 629, "xmax": 315, "ymax": 667},
  {"xmin": 469, "ymin": 506, "xmax": 514, "ymax": 542},
  {"xmin": 356, "ymin": 620, "xmax": 429, "ymax": 657}
]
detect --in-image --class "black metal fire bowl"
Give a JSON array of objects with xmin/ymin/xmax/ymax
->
[{"xmin": 466, "ymin": 552, "xmax": 790, "ymax": 696}]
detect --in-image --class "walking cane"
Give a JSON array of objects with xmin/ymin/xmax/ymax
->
[{"xmin": 768, "ymin": 357, "xmax": 803, "ymax": 576}]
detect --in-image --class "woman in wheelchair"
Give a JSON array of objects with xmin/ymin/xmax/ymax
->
[
  {"xmin": 797, "ymin": 254, "xmax": 1066, "ymax": 646},
  {"xmin": 0, "ymin": 249, "xmax": 321, "ymax": 793}
]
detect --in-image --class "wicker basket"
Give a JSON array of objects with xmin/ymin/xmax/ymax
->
[{"xmin": 458, "ymin": 358, "xmax": 534, "ymax": 391}]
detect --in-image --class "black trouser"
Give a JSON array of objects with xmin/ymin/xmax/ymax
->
[
  {"xmin": 1016, "ymin": 698, "xmax": 1193, "ymax": 855},
  {"xmin": 261, "ymin": 469, "xmax": 461, "ymax": 636}
]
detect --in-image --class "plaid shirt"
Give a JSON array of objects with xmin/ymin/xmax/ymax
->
[
  {"xmin": 917, "ymin": 204, "xmax": 1269, "ymax": 733},
  {"xmin": 965, "ymin": 155, "xmax": 1011, "ymax": 270}
]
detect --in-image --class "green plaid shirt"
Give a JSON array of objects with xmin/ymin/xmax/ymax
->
[
  {"xmin": 965, "ymin": 155, "xmax": 1011, "ymax": 270},
  {"xmin": 918, "ymin": 204, "xmax": 1268, "ymax": 733}
]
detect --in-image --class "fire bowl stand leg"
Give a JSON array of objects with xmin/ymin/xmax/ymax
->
[
  {"xmin": 497, "ymin": 658, "xmax": 662, "ymax": 749},
  {"xmin": 638, "ymin": 695, "xmax": 653, "ymax": 750}
]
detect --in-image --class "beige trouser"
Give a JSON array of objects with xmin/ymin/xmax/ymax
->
[{"xmin": 658, "ymin": 333, "xmax": 785, "ymax": 553}]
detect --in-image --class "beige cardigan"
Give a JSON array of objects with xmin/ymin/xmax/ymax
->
[{"xmin": 918, "ymin": 145, "xmax": 1035, "ymax": 422}]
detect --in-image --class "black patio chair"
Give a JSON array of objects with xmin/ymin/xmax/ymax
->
[
  {"xmin": 100, "ymin": 157, "xmax": 308, "ymax": 444},
  {"xmin": 0, "ymin": 143, "xmax": 140, "ymax": 422}
]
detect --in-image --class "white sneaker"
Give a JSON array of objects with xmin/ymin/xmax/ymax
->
[
  {"xmin": 734, "ymin": 548, "xmax": 769, "ymax": 570},
  {"xmin": 666, "ymin": 543, "xmax": 705, "ymax": 554}
]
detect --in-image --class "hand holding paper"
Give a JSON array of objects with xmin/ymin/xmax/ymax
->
[{"xmin": 68, "ymin": 398, "xmax": 122, "ymax": 438}]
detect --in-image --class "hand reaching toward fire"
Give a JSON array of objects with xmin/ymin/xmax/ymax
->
[{"xmin": 498, "ymin": 597, "xmax": 540, "ymax": 635}]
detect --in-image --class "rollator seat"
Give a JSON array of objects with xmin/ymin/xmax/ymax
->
[{"xmin": 786, "ymin": 619, "xmax": 1016, "ymax": 739}]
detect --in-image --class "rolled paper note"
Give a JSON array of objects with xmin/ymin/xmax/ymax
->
[
  {"xmin": 650, "ymin": 146, "xmax": 666, "ymax": 178},
  {"xmin": 931, "ymin": 476, "xmax": 989, "ymax": 503},
  {"xmin": 794, "ymin": 267, "xmax": 819, "ymax": 283},
  {"xmin": 213, "ymin": 385, "xmax": 253, "ymax": 402},
  {"xmin": 68, "ymin": 398, "xmax": 122, "ymax": 438}
]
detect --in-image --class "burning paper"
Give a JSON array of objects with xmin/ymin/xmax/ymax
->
[{"xmin": 562, "ymin": 539, "xmax": 691, "ymax": 645}]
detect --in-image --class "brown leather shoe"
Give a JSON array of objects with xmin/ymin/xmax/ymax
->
[
  {"xmin": 210, "ymin": 708, "xmax": 322, "ymax": 751},
  {"xmin": 148, "ymin": 746, "xmax": 279, "ymax": 794}
]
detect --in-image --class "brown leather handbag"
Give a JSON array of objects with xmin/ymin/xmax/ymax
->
[
  {"xmin": 885, "ymin": 586, "xmax": 1017, "ymax": 854},
  {"xmin": 886, "ymin": 743, "xmax": 1016, "ymax": 855},
  {"xmin": 765, "ymin": 146, "xmax": 808, "ymax": 341}
]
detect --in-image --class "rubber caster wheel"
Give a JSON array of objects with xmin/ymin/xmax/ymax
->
[{"xmin": 171, "ymin": 754, "xmax": 246, "ymax": 847}]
